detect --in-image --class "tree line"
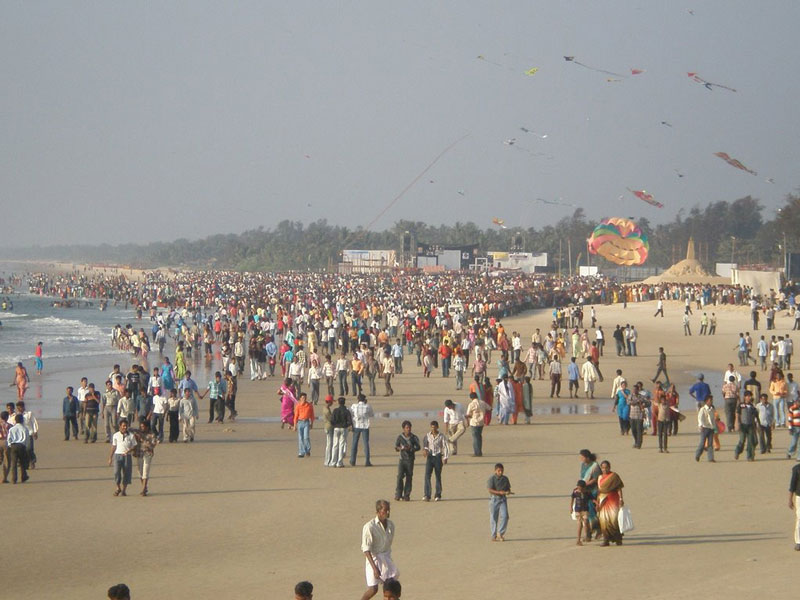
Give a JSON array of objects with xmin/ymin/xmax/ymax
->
[{"xmin": 3, "ymin": 193, "xmax": 798, "ymax": 273}]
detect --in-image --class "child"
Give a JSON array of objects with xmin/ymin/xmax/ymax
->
[
  {"xmin": 383, "ymin": 578, "xmax": 401, "ymax": 600},
  {"xmin": 422, "ymin": 351, "xmax": 432, "ymax": 378},
  {"xmin": 571, "ymin": 479, "xmax": 591, "ymax": 545}
]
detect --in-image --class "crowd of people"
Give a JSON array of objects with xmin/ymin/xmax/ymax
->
[{"xmin": 12, "ymin": 266, "xmax": 800, "ymax": 598}]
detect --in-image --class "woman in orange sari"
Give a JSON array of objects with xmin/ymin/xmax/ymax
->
[{"xmin": 596, "ymin": 460, "xmax": 625, "ymax": 546}]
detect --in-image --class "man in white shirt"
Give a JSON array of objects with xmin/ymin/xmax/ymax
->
[
  {"xmin": 580, "ymin": 359, "xmax": 599, "ymax": 399},
  {"xmin": 76, "ymin": 376, "xmax": 90, "ymax": 435},
  {"xmin": 443, "ymin": 399, "xmax": 467, "ymax": 456},
  {"xmin": 723, "ymin": 363, "xmax": 742, "ymax": 389},
  {"xmin": 695, "ymin": 396, "xmax": 717, "ymax": 463},
  {"xmin": 466, "ymin": 391, "xmax": 491, "ymax": 457},
  {"xmin": 350, "ymin": 395, "xmax": 375, "ymax": 467},
  {"xmin": 107, "ymin": 419, "xmax": 137, "ymax": 495},
  {"xmin": 7, "ymin": 413, "xmax": 30, "ymax": 483},
  {"xmin": 150, "ymin": 392, "xmax": 169, "ymax": 443},
  {"xmin": 360, "ymin": 500, "xmax": 397, "ymax": 600}
]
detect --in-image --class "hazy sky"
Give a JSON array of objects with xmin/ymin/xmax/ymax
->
[{"xmin": 2, "ymin": 1, "xmax": 798, "ymax": 247}]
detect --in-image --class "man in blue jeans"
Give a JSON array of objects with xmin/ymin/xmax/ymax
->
[
  {"xmin": 349, "ymin": 394, "xmax": 374, "ymax": 466},
  {"xmin": 422, "ymin": 420, "xmax": 449, "ymax": 501}
]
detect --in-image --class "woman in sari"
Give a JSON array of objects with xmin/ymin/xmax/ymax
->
[
  {"xmin": 579, "ymin": 449, "xmax": 601, "ymax": 537},
  {"xmin": 666, "ymin": 384, "xmax": 680, "ymax": 436},
  {"xmin": 597, "ymin": 460, "xmax": 625, "ymax": 546},
  {"xmin": 278, "ymin": 377, "xmax": 297, "ymax": 429},
  {"xmin": 174, "ymin": 342, "xmax": 187, "ymax": 381}
]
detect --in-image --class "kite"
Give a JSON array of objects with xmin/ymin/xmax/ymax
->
[
  {"xmin": 674, "ymin": 169, "xmax": 684, "ymax": 178},
  {"xmin": 457, "ymin": 189, "xmax": 466, "ymax": 196},
  {"xmin": 477, "ymin": 55, "xmax": 504, "ymax": 67},
  {"xmin": 531, "ymin": 197, "xmax": 575, "ymax": 208},
  {"xmin": 626, "ymin": 187, "xmax": 664, "ymax": 208},
  {"xmin": 363, "ymin": 133, "xmax": 470, "ymax": 230},
  {"xmin": 587, "ymin": 217, "xmax": 649, "ymax": 266},
  {"xmin": 492, "ymin": 217, "xmax": 507, "ymax": 229},
  {"xmin": 630, "ymin": 68, "xmax": 645, "ymax": 75},
  {"xmin": 606, "ymin": 78, "xmax": 623, "ymax": 83},
  {"xmin": 765, "ymin": 178, "xmax": 775, "ymax": 184},
  {"xmin": 503, "ymin": 138, "xmax": 516, "ymax": 146},
  {"xmin": 524, "ymin": 67, "xmax": 539, "ymax": 76},
  {"xmin": 687, "ymin": 72, "xmax": 737, "ymax": 92},
  {"xmin": 520, "ymin": 127, "xmax": 548, "ymax": 138},
  {"xmin": 714, "ymin": 152, "xmax": 757, "ymax": 176},
  {"xmin": 661, "ymin": 121, "xmax": 673, "ymax": 127},
  {"xmin": 564, "ymin": 55, "xmax": 626, "ymax": 78}
]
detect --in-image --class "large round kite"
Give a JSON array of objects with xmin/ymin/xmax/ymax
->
[{"xmin": 587, "ymin": 217, "xmax": 649, "ymax": 266}]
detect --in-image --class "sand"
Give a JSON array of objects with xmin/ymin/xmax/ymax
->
[{"xmin": 7, "ymin": 299, "xmax": 797, "ymax": 600}]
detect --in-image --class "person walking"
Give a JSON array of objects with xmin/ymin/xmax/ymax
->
[
  {"xmin": 756, "ymin": 393, "xmax": 775, "ymax": 454},
  {"xmin": 6, "ymin": 413, "xmax": 30, "ymax": 484},
  {"xmin": 627, "ymin": 383, "xmax": 646, "ymax": 449},
  {"xmin": 734, "ymin": 390, "xmax": 760, "ymax": 461},
  {"xmin": 488, "ymin": 463, "xmax": 513, "ymax": 541},
  {"xmin": 466, "ymin": 391, "xmax": 491, "ymax": 456},
  {"xmin": 652, "ymin": 348, "xmax": 669, "ymax": 385},
  {"xmin": 696, "ymin": 395, "xmax": 717, "ymax": 462},
  {"xmin": 108, "ymin": 419, "xmax": 136, "ymax": 496},
  {"xmin": 134, "ymin": 420, "xmax": 158, "ymax": 496},
  {"xmin": 331, "ymin": 397, "xmax": 353, "ymax": 468},
  {"xmin": 422, "ymin": 420, "xmax": 449, "ymax": 501},
  {"xmin": 63, "ymin": 386, "xmax": 79, "ymax": 441},
  {"xmin": 394, "ymin": 420, "xmax": 420, "ymax": 502},
  {"xmin": 360, "ymin": 500, "xmax": 398, "ymax": 600},
  {"xmin": 350, "ymin": 394, "xmax": 374, "ymax": 467},
  {"xmin": 292, "ymin": 392, "xmax": 315, "ymax": 458},
  {"xmin": 179, "ymin": 388, "xmax": 199, "ymax": 443},
  {"xmin": 443, "ymin": 399, "xmax": 466, "ymax": 456}
]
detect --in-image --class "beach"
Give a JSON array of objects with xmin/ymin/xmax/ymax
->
[{"xmin": 2, "ymin": 297, "xmax": 796, "ymax": 600}]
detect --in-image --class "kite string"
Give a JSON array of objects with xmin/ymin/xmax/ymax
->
[{"xmin": 364, "ymin": 133, "xmax": 470, "ymax": 230}]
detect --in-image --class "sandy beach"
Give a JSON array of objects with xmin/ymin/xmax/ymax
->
[{"xmin": 6, "ymin": 298, "xmax": 796, "ymax": 600}]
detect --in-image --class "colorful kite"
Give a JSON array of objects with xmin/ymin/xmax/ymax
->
[
  {"xmin": 524, "ymin": 67, "xmax": 539, "ymax": 76},
  {"xmin": 587, "ymin": 217, "xmax": 649, "ymax": 266},
  {"xmin": 564, "ymin": 56, "xmax": 626, "ymax": 78},
  {"xmin": 714, "ymin": 152, "xmax": 757, "ymax": 175},
  {"xmin": 630, "ymin": 68, "xmax": 645, "ymax": 75},
  {"xmin": 626, "ymin": 187, "xmax": 664, "ymax": 208},
  {"xmin": 492, "ymin": 217, "xmax": 507, "ymax": 229},
  {"xmin": 687, "ymin": 72, "xmax": 736, "ymax": 92}
]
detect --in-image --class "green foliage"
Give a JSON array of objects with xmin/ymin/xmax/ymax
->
[{"xmin": 3, "ymin": 193, "xmax": 798, "ymax": 271}]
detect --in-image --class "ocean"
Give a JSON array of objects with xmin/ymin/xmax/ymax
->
[{"xmin": 0, "ymin": 265, "xmax": 222, "ymax": 420}]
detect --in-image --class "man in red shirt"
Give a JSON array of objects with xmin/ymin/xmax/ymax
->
[{"xmin": 439, "ymin": 343, "xmax": 452, "ymax": 378}]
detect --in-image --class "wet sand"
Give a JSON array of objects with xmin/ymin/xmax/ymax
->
[{"xmin": 7, "ymin": 299, "xmax": 796, "ymax": 599}]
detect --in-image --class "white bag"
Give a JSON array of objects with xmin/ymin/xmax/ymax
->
[{"xmin": 618, "ymin": 505, "xmax": 634, "ymax": 533}]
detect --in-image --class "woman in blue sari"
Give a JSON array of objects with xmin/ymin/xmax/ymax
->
[{"xmin": 579, "ymin": 449, "xmax": 601, "ymax": 537}]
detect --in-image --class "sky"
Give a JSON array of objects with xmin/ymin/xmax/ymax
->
[{"xmin": 2, "ymin": 1, "xmax": 799, "ymax": 247}]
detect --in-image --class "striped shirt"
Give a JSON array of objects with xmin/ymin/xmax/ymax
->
[{"xmin": 423, "ymin": 431, "xmax": 450, "ymax": 459}]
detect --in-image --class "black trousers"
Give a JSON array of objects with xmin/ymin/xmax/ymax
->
[
  {"xmin": 630, "ymin": 419, "xmax": 643, "ymax": 448},
  {"xmin": 395, "ymin": 460, "xmax": 414, "ymax": 500},
  {"xmin": 168, "ymin": 411, "xmax": 179, "ymax": 442},
  {"xmin": 8, "ymin": 443, "xmax": 28, "ymax": 483}
]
